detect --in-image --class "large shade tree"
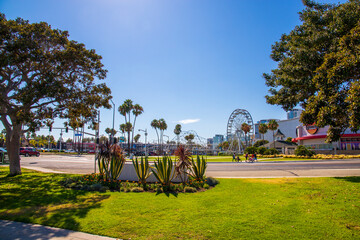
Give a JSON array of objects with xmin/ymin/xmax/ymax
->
[
  {"xmin": 264, "ymin": 0, "xmax": 360, "ymax": 142},
  {"xmin": 0, "ymin": 14, "xmax": 111, "ymax": 176}
]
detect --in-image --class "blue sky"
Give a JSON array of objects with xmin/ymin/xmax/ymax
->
[{"xmin": 0, "ymin": 0, "xmax": 346, "ymax": 143}]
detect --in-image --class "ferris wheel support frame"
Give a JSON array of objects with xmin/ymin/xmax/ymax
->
[{"xmin": 226, "ymin": 109, "xmax": 254, "ymax": 153}]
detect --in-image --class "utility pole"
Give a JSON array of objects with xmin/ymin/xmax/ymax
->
[
  {"xmin": 59, "ymin": 129, "xmax": 63, "ymax": 151},
  {"xmin": 95, "ymin": 110, "xmax": 100, "ymax": 173},
  {"xmin": 48, "ymin": 128, "xmax": 51, "ymax": 150}
]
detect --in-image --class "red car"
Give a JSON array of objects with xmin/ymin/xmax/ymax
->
[{"xmin": 20, "ymin": 147, "xmax": 40, "ymax": 157}]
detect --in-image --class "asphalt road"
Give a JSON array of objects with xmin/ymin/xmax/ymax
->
[{"xmin": 18, "ymin": 154, "xmax": 360, "ymax": 178}]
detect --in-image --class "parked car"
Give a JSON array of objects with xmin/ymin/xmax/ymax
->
[
  {"xmin": 65, "ymin": 149, "xmax": 76, "ymax": 153},
  {"xmin": 19, "ymin": 147, "xmax": 40, "ymax": 157}
]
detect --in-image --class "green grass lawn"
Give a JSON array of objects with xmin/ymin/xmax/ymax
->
[{"xmin": 0, "ymin": 167, "xmax": 359, "ymax": 239}]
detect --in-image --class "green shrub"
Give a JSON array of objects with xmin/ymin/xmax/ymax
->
[
  {"xmin": 244, "ymin": 146, "xmax": 258, "ymax": 154},
  {"xmin": 264, "ymin": 148, "xmax": 278, "ymax": 155},
  {"xmin": 89, "ymin": 183, "xmax": 103, "ymax": 191},
  {"xmin": 295, "ymin": 145, "xmax": 315, "ymax": 157},
  {"xmin": 257, "ymin": 147, "xmax": 267, "ymax": 155},
  {"xmin": 131, "ymin": 187, "xmax": 144, "ymax": 192},
  {"xmin": 253, "ymin": 140, "xmax": 269, "ymax": 147},
  {"xmin": 203, "ymin": 183, "xmax": 210, "ymax": 189},
  {"xmin": 206, "ymin": 177, "xmax": 219, "ymax": 186},
  {"xmin": 184, "ymin": 187, "xmax": 197, "ymax": 193}
]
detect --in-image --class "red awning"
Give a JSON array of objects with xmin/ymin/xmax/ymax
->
[{"xmin": 292, "ymin": 133, "xmax": 360, "ymax": 142}]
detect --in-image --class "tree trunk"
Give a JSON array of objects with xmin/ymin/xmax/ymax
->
[
  {"xmin": 131, "ymin": 117, "xmax": 137, "ymax": 154},
  {"xmin": 7, "ymin": 125, "xmax": 22, "ymax": 176},
  {"xmin": 128, "ymin": 131, "xmax": 131, "ymax": 154},
  {"xmin": 273, "ymin": 131, "xmax": 276, "ymax": 149}
]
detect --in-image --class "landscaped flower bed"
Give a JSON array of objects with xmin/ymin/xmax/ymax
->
[
  {"xmin": 60, "ymin": 174, "xmax": 219, "ymax": 193},
  {"xmin": 61, "ymin": 143, "xmax": 219, "ymax": 193}
]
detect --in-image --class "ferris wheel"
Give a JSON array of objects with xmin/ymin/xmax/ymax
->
[{"xmin": 226, "ymin": 109, "xmax": 254, "ymax": 153}]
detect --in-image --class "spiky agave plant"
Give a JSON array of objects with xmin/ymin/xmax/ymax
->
[
  {"xmin": 132, "ymin": 156, "xmax": 152, "ymax": 185},
  {"xmin": 109, "ymin": 144, "xmax": 126, "ymax": 180},
  {"xmin": 174, "ymin": 145, "xmax": 191, "ymax": 183},
  {"xmin": 97, "ymin": 142, "xmax": 111, "ymax": 177},
  {"xmin": 97, "ymin": 142, "xmax": 126, "ymax": 180},
  {"xmin": 190, "ymin": 155, "xmax": 207, "ymax": 181},
  {"xmin": 151, "ymin": 156, "xmax": 175, "ymax": 186}
]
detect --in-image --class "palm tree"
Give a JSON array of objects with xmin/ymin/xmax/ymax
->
[
  {"xmin": 131, "ymin": 104, "xmax": 144, "ymax": 152},
  {"xmin": 258, "ymin": 123, "xmax": 268, "ymax": 141},
  {"xmin": 105, "ymin": 128, "xmax": 117, "ymax": 141},
  {"xmin": 118, "ymin": 99, "xmax": 133, "ymax": 153},
  {"xmin": 134, "ymin": 134, "xmax": 141, "ymax": 143},
  {"xmin": 267, "ymin": 120, "xmax": 279, "ymax": 149},
  {"xmin": 119, "ymin": 124, "xmax": 126, "ymax": 137},
  {"xmin": 158, "ymin": 118, "xmax": 167, "ymax": 155},
  {"xmin": 174, "ymin": 124, "xmax": 182, "ymax": 145},
  {"xmin": 151, "ymin": 119, "xmax": 160, "ymax": 153},
  {"xmin": 241, "ymin": 123, "xmax": 251, "ymax": 148}
]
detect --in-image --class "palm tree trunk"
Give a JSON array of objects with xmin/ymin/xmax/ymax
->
[
  {"xmin": 131, "ymin": 117, "xmax": 137, "ymax": 154},
  {"xmin": 160, "ymin": 131, "xmax": 163, "ymax": 155},
  {"xmin": 155, "ymin": 129, "xmax": 159, "ymax": 155}
]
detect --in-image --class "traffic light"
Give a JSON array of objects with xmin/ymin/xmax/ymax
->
[
  {"xmin": 96, "ymin": 138, "xmax": 100, "ymax": 144},
  {"xmin": 113, "ymin": 137, "xmax": 118, "ymax": 144},
  {"xmin": 49, "ymin": 126, "xmax": 52, "ymax": 132},
  {"xmin": 65, "ymin": 127, "xmax": 68, "ymax": 133}
]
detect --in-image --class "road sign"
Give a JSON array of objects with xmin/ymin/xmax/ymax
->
[{"xmin": 75, "ymin": 133, "xmax": 82, "ymax": 137}]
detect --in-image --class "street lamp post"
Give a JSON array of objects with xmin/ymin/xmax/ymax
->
[
  {"xmin": 138, "ymin": 129, "xmax": 147, "ymax": 156},
  {"xmin": 110, "ymin": 99, "xmax": 115, "ymax": 144}
]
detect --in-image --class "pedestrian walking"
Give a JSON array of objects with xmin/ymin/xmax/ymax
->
[
  {"xmin": 232, "ymin": 153, "xmax": 236, "ymax": 162},
  {"xmin": 245, "ymin": 153, "xmax": 248, "ymax": 161},
  {"xmin": 254, "ymin": 153, "xmax": 257, "ymax": 161}
]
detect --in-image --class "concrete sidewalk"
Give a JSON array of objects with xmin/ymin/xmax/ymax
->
[{"xmin": 0, "ymin": 220, "xmax": 117, "ymax": 240}]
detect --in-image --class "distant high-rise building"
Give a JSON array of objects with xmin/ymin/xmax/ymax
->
[
  {"xmin": 287, "ymin": 109, "xmax": 302, "ymax": 120},
  {"xmin": 213, "ymin": 134, "xmax": 224, "ymax": 149}
]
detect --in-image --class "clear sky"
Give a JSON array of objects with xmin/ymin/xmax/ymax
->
[{"xmin": 0, "ymin": 0, "xmax": 346, "ymax": 143}]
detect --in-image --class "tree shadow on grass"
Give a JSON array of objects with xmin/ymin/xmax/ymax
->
[
  {"xmin": 333, "ymin": 176, "xmax": 360, "ymax": 183},
  {"xmin": 0, "ymin": 170, "xmax": 110, "ymax": 231},
  {"xmin": 155, "ymin": 191, "xmax": 178, "ymax": 198}
]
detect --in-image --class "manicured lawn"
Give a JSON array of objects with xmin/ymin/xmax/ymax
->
[{"xmin": 0, "ymin": 167, "xmax": 359, "ymax": 239}]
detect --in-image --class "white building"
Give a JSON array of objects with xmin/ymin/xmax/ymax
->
[{"xmin": 255, "ymin": 118, "xmax": 300, "ymax": 142}]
